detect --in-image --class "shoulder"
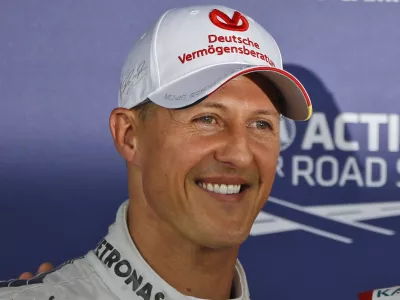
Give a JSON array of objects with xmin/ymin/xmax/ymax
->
[{"xmin": 0, "ymin": 257, "xmax": 116, "ymax": 300}]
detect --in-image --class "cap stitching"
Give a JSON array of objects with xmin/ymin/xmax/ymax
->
[{"xmin": 152, "ymin": 9, "xmax": 173, "ymax": 88}]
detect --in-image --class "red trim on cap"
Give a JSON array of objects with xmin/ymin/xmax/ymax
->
[
  {"xmin": 358, "ymin": 290, "xmax": 373, "ymax": 300},
  {"xmin": 210, "ymin": 66, "xmax": 311, "ymax": 108}
]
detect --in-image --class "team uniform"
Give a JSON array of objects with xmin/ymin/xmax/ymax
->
[{"xmin": 0, "ymin": 201, "xmax": 251, "ymax": 300}]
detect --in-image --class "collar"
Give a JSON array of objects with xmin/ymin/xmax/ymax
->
[{"xmin": 86, "ymin": 200, "xmax": 250, "ymax": 300}]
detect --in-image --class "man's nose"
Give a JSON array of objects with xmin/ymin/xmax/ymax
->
[{"xmin": 214, "ymin": 128, "xmax": 254, "ymax": 169}]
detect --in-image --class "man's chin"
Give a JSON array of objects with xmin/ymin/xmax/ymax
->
[
  {"xmin": 189, "ymin": 226, "xmax": 251, "ymax": 250},
  {"xmin": 202, "ymin": 236, "xmax": 248, "ymax": 250}
]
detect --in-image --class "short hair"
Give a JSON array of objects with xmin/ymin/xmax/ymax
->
[
  {"xmin": 244, "ymin": 73, "xmax": 285, "ymax": 116},
  {"xmin": 131, "ymin": 99, "xmax": 155, "ymax": 120}
]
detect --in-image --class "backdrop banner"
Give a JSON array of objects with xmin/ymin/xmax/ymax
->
[{"xmin": 1, "ymin": 1, "xmax": 399, "ymax": 299}]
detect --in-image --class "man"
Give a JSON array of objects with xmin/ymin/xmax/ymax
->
[{"xmin": 0, "ymin": 5, "xmax": 312, "ymax": 300}]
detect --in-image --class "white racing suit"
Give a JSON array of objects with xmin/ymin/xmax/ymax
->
[{"xmin": 0, "ymin": 201, "xmax": 250, "ymax": 300}]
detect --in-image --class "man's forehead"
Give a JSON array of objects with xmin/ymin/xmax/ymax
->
[
  {"xmin": 195, "ymin": 97, "xmax": 280, "ymax": 117},
  {"xmin": 192, "ymin": 75, "xmax": 281, "ymax": 114}
]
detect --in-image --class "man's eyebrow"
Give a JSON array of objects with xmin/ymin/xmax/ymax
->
[
  {"xmin": 200, "ymin": 102, "xmax": 280, "ymax": 117},
  {"xmin": 200, "ymin": 103, "xmax": 228, "ymax": 111}
]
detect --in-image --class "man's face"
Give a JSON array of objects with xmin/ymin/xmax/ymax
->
[{"xmin": 135, "ymin": 74, "xmax": 281, "ymax": 248}]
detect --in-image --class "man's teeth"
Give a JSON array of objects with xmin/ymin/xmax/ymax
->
[{"xmin": 197, "ymin": 182, "xmax": 241, "ymax": 194}]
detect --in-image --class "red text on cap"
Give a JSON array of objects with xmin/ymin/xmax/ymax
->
[{"xmin": 209, "ymin": 9, "xmax": 249, "ymax": 32}]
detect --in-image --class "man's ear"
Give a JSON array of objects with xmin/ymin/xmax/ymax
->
[{"xmin": 109, "ymin": 108, "xmax": 139, "ymax": 163}]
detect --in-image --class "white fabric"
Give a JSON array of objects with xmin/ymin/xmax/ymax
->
[{"xmin": 0, "ymin": 201, "xmax": 251, "ymax": 300}]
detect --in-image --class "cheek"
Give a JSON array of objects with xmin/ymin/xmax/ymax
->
[
  {"xmin": 257, "ymin": 146, "xmax": 280, "ymax": 185},
  {"xmin": 138, "ymin": 133, "xmax": 172, "ymax": 199},
  {"xmin": 254, "ymin": 156, "xmax": 278, "ymax": 212},
  {"xmin": 139, "ymin": 130, "xmax": 204, "ymax": 193}
]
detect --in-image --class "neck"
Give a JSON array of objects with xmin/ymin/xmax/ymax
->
[{"xmin": 127, "ymin": 197, "xmax": 240, "ymax": 299}]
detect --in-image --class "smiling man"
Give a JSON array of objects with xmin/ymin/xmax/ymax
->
[{"xmin": 0, "ymin": 5, "xmax": 312, "ymax": 300}]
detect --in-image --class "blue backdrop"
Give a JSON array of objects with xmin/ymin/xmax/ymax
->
[{"xmin": 1, "ymin": 0, "xmax": 400, "ymax": 299}]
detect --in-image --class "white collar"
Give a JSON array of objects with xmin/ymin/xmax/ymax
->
[{"xmin": 86, "ymin": 200, "xmax": 251, "ymax": 300}]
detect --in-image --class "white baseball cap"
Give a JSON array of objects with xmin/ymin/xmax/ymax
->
[{"xmin": 118, "ymin": 5, "xmax": 312, "ymax": 121}]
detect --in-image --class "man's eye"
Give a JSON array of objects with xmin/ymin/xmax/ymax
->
[
  {"xmin": 251, "ymin": 120, "xmax": 273, "ymax": 130},
  {"xmin": 197, "ymin": 116, "xmax": 217, "ymax": 125}
]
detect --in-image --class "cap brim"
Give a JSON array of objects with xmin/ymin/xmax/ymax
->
[{"xmin": 148, "ymin": 63, "xmax": 312, "ymax": 121}]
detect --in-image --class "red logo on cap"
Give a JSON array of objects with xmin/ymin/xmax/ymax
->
[{"xmin": 209, "ymin": 9, "xmax": 249, "ymax": 32}]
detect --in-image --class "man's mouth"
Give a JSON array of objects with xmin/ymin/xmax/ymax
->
[{"xmin": 195, "ymin": 181, "xmax": 250, "ymax": 195}]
